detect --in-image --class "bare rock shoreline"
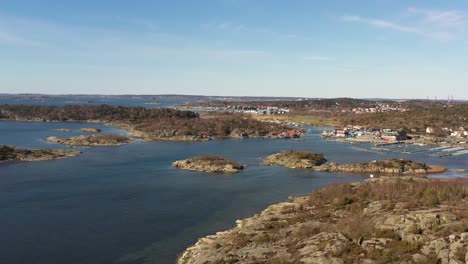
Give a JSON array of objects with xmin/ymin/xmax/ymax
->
[
  {"xmin": 172, "ymin": 156, "xmax": 244, "ymax": 173},
  {"xmin": 0, "ymin": 145, "xmax": 80, "ymax": 162},
  {"xmin": 80, "ymin": 127, "xmax": 102, "ymax": 133},
  {"xmin": 264, "ymin": 150, "xmax": 446, "ymax": 175},
  {"xmin": 46, "ymin": 134, "xmax": 132, "ymax": 146},
  {"xmin": 178, "ymin": 177, "xmax": 468, "ymax": 264}
]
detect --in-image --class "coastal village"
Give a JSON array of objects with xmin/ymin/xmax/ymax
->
[
  {"xmin": 321, "ymin": 125, "xmax": 467, "ymax": 143},
  {"xmin": 176, "ymin": 101, "xmax": 468, "ymax": 154},
  {"xmin": 176, "ymin": 104, "xmax": 292, "ymax": 115},
  {"xmin": 319, "ymin": 125, "xmax": 468, "ymax": 157},
  {"xmin": 177, "ymin": 100, "xmax": 409, "ymax": 115}
]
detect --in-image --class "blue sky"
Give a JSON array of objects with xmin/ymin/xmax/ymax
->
[{"xmin": 1, "ymin": 0, "xmax": 467, "ymax": 99}]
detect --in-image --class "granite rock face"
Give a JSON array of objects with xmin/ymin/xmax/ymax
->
[
  {"xmin": 46, "ymin": 134, "xmax": 131, "ymax": 146},
  {"xmin": 178, "ymin": 177, "xmax": 468, "ymax": 264},
  {"xmin": 317, "ymin": 159, "xmax": 446, "ymax": 174},
  {"xmin": 53, "ymin": 128, "xmax": 72, "ymax": 132},
  {"xmin": 80, "ymin": 128, "xmax": 102, "ymax": 133},
  {"xmin": 0, "ymin": 145, "xmax": 80, "ymax": 162},
  {"xmin": 173, "ymin": 156, "xmax": 244, "ymax": 173},
  {"xmin": 264, "ymin": 150, "xmax": 327, "ymax": 169},
  {"xmin": 265, "ymin": 151, "xmax": 445, "ymax": 175}
]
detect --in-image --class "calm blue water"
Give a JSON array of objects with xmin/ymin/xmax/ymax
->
[{"xmin": 0, "ymin": 122, "xmax": 466, "ymax": 264}]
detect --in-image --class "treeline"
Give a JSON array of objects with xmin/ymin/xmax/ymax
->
[
  {"xmin": 0, "ymin": 105, "xmax": 287, "ymax": 138},
  {"xmin": 186, "ymin": 98, "xmax": 396, "ymax": 111},
  {"xmin": 0, "ymin": 145, "xmax": 16, "ymax": 160},
  {"xmin": 0, "ymin": 105, "xmax": 198, "ymax": 122},
  {"xmin": 137, "ymin": 114, "xmax": 288, "ymax": 137},
  {"xmin": 342, "ymin": 104, "xmax": 468, "ymax": 133}
]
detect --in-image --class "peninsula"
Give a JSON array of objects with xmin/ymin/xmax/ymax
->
[{"xmin": 0, "ymin": 105, "xmax": 291, "ymax": 141}]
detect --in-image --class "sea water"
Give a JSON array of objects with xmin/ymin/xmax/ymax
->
[{"xmin": 0, "ymin": 122, "xmax": 466, "ymax": 264}]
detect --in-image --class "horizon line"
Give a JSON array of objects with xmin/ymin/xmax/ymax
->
[{"xmin": 1, "ymin": 93, "xmax": 467, "ymax": 101}]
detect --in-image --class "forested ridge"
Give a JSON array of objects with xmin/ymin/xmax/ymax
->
[{"xmin": 0, "ymin": 105, "xmax": 288, "ymax": 138}]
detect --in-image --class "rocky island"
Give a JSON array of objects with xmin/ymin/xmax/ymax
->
[
  {"xmin": 46, "ymin": 134, "xmax": 132, "ymax": 146},
  {"xmin": 264, "ymin": 150, "xmax": 327, "ymax": 168},
  {"xmin": 178, "ymin": 177, "xmax": 468, "ymax": 264},
  {"xmin": 80, "ymin": 127, "xmax": 102, "ymax": 132},
  {"xmin": 264, "ymin": 151, "xmax": 445, "ymax": 174},
  {"xmin": 316, "ymin": 159, "xmax": 447, "ymax": 174},
  {"xmin": 53, "ymin": 128, "xmax": 72, "ymax": 132},
  {"xmin": 0, "ymin": 145, "xmax": 80, "ymax": 162},
  {"xmin": 172, "ymin": 156, "xmax": 244, "ymax": 173}
]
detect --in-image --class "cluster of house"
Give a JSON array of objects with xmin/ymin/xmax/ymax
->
[
  {"xmin": 274, "ymin": 128, "xmax": 306, "ymax": 139},
  {"xmin": 351, "ymin": 103, "xmax": 408, "ymax": 114},
  {"xmin": 322, "ymin": 126, "xmax": 407, "ymax": 141},
  {"xmin": 228, "ymin": 128, "xmax": 306, "ymax": 139},
  {"xmin": 303, "ymin": 103, "xmax": 408, "ymax": 114},
  {"xmin": 322, "ymin": 125, "xmax": 468, "ymax": 141},
  {"xmin": 426, "ymin": 127, "xmax": 468, "ymax": 138},
  {"xmin": 228, "ymin": 106, "xmax": 290, "ymax": 115}
]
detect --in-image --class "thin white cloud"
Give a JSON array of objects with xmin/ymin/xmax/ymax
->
[
  {"xmin": 303, "ymin": 56, "xmax": 335, "ymax": 61},
  {"xmin": 205, "ymin": 49, "xmax": 265, "ymax": 60},
  {"xmin": 201, "ymin": 21, "xmax": 297, "ymax": 39},
  {"xmin": 341, "ymin": 15, "xmax": 361, "ymax": 22},
  {"xmin": 367, "ymin": 19, "xmax": 419, "ymax": 33},
  {"xmin": 340, "ymin": 9, "xmax": 466, "ymax": 41},
  {"xmin": 201, "ymin": 22, "xmax": 247, "ymax": 32},
  {"xmin": 0, "ymin": 31, "xmax": 38, "ymax": 46},
  {"xmin": 0, "ymin": 14, "xmax": 267, "ymax": 64},
  {"xmin": 407, "ymin": 7, "xmax": 465, "ymax": 27},
  {"xmin": 341, "ymin": 15, "xmax": 420, "ymax": 33}
]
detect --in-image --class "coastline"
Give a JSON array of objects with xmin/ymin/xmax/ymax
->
[
  {"xmin": 177, "ymin": 176, "xmax": 468, "ymax": 264},
  {"xmin": 0, "ymin": 145, "xmax": 81, "ymax": 162},
  {"xmin": 1, "ymin": 113, "xmax": 467, "ymax": 264},
  {"xmin": 327, "ymin": 136, "xmax": 467, "ymax": 149},
  {"xmin": 0, "ymin": 118, "xmax": 294, "ymax": 142}
]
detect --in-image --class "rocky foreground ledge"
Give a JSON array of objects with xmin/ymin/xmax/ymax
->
[
  {"xmin": 264, "ymin": 150, "xmax": 446, "ymax": 174},
  {"xmin": 172, "ymin": 156, "xmax": 244, "ymax": 173},
  {"xmin": 0, "ymin": 145, "xmax": 80, "ymax": 162},
  {"xmin": 46, "ymin": 134, "xmax": 132, "ymax": 146},
  {"xmin": 178, "ymin": 177, "xmax": 468, "ymax": 264}
]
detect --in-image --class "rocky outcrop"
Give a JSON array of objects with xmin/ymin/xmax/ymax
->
[
  {"xmin": 265, "ymin": 151, "xmax": 445, "ymax": 175},
  {"xmin": 315, "ymin": 159, "xmax": 446, "ymax": 174},
  {"xmin": 46, "ymin": 134, "xmax": 132, "ymax": 146},
  {"xmin": 264, "ymin": 150, "xmax": 327, "ymax": 169},
  {"xmin": 53, "ymin": 128, "xmax": 72, "ymax": 132},
  {"xmin": 80, "ymin": 127, "xmax": 102, "ymax": 133},
  {"xmin": 0, "ymin": 145, "xmax": 80, "ymax": 162},
  {"xmin": 129, "ymin": 129, "xmax": 212, "ymax": 141},
  {"xmin": 178, "ymin": 177, "xmax": 468, "ymax": 264},
  {"xmin": 172, "ymin": 156, "xmax": 244, "ymax": 173}
]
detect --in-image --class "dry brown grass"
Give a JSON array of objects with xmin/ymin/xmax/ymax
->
[
  {"xmin": 191, "ymin": 156, "xmax": 239, "ymax": 166},
  {"xmin": 307, "ymin": 179, "xmax": 468, "ymax": 208},
  {"xmin": 283, "ymin": 150, "xmax": 327, "ymax": 165},
  {"xmin": 195, "ymin": 179, "xmax": 467, "ymax": 264},
  {"xmin": 367, "ymin": 241, "xmax": 424, "ymax": 263}
]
